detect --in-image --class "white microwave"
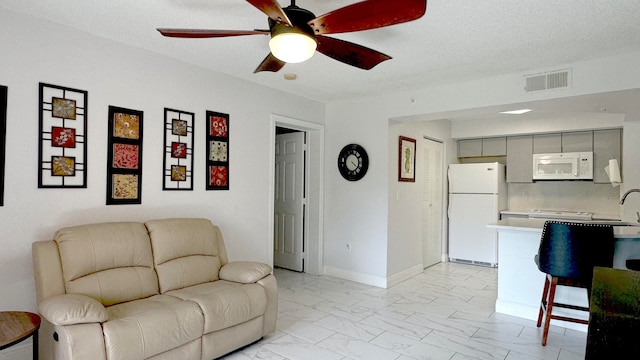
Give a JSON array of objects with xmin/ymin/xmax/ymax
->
[{"xmin": 532, "ymin": 152, "xmax": 593, "ymax": 180}]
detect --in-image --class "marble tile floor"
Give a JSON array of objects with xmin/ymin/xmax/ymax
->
[{"xmin": 222, "ymin": 262, "xmax": 586, "ymax": 360}]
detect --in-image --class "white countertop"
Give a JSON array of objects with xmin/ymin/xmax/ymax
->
[
  {"xmin": 488, "ymin": 218, "xmax": 640, "ymax": 238},
  {"xmin": 500, "ymin": 210, "xmax": 621, "ymax": 221}
]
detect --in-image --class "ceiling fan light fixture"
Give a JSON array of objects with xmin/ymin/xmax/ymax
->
[{"xmin": 269, "ymin": 26, "xmax": 317, "ymax": 63}]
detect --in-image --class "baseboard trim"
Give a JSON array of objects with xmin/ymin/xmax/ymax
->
[
  {"xmin": 0, "ymin": 340, "xmax": 30, "ymax": 360},
  {"xmin": 323, "ymin": 264, "xmax": 424, "ymax": 289},
  {"xmin": 387, "ymin": 264, "xmax": 424, "ymax": 288},
  {"xmin": 323, "ymin": 266, "xmax": 387, "ymax": 288}
]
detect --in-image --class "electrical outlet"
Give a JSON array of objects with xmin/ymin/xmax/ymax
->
[{"xmin": 346, "ymin": 243, "xmax": 351, "ymax": 252}]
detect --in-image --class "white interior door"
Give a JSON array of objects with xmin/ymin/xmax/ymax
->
[
  {"xmin": 274, "ymin": 132, "xmax": 305, "ymax": 271},
  {"xmin": 422, "ymin": 138, "xmax": 444, "ymax": 268}
]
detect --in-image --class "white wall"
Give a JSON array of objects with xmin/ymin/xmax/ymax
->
[
  {"xmin": 387, "ymin": 119, "xmax": 455, "ymax": 282},
  {"xmin": 325, "ymin": 51, "xmax": 640, "ymax": 283},
  {"xmin": 0, "ymin": 9, "xmax": 325, "ymax": 317},
  {"xmin": 323, "ymin": 98, "xmax": 390, "ymax": 286}
]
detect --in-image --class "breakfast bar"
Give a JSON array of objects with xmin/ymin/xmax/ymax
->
[{"xmin": 488, "ymin": 218, "xmax": 640, "ymax": 331}]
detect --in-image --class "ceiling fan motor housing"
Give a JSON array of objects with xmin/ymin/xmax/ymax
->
[{"xmin": 268, "ymin": 5, "xmax": 317, "ymax": 39}]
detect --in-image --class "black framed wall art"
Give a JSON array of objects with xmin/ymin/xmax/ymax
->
[
  {"xmin": 106, "ymin": 106, "xmax": 143, "ymax": 205},
  {"xmin": 206, "ymin": 111, "xmax": 229, "ymax": 190},
  {"xmin": 163, "ymin": 108, "xmax": 194, "ymax": 190},
  {"xmin": 38, "ymin": 83, "xmax": 88, "ymax": 188},
  {"xmin": 398, "ymin": 136, "xmax": 416, "ymax": 182},
  {"xmin": 0, "ymin": 85, "xmax": 7, "ymax": 206}
]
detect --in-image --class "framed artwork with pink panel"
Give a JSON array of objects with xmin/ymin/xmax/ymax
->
[
  {"xmin": 106, "ymin": 105, "xmax": 143, "ymax": 205},
  {"xmin": 206, "ymin": 110, "xmax": 229, "ymax": 190}
]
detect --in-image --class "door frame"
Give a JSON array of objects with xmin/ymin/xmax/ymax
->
[{"xmin": 268, "ymin": 114, "xmax": 324, "ymax": 275}]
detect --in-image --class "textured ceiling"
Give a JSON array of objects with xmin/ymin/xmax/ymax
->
[{"xmin": 2, "ymin": 0, "xmax": 640, "ymax": 105}]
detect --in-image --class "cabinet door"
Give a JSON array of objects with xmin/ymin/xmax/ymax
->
[
  {"xmin": 506, "ymin": 135, "xmax": 533, "ymax": 183},
  {"xmin": 482, "ymin": 137, "xmax": 507, "ymax": 156},
  {"xmin": 593, "ymin": 129, "xmax": 622, "ymax": 183},
  {"xmin": 533, "ymin": 133, "xmax": 561, "ymax": 153},
  {"xmin": 458, "ymin": 139, "xmax": 482, "ymax": 158},
  {"xmin": 562, "ymin": 131, "xmax": 593, "ymax": 152}
]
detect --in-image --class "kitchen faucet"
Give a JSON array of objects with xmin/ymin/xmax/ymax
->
[
  {"xmin": 620, "ymin": 188, "xmax": 640, "ymax": 204},
  {"xmin": 620, "ymin": 189, "xmax": 640, "ymax": 223}
]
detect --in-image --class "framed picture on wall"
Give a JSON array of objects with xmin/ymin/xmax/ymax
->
[
  {"xmin": 206, "ymin": 110, "xmax": 229, "ymax": 190},
  {"xmin": 398, "ymin": 136, "xmax": 416, "ymax": 182},
  {"xmin": 38, "ymin": 83, "xmax": 88, "ymax": 188},
  {"xmin": 163, "ymin": 108, "xmax": 194, "ymax": 190},
  {"xmin": 106, "ymin": 105, "xmax": 143, "ymax": 205},
  {"xmin": 0, "ymin": 85, "xmax": 6, "ymax": 206}
]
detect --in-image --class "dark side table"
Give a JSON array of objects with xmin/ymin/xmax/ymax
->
[{"xmin": 0, "ymin": 311, "xmax": 41, "ymax": 360}]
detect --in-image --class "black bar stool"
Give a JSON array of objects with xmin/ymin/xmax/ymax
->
[{"xmin": 534, "ymin": 220, "xmax": 615, "ymax": 346}]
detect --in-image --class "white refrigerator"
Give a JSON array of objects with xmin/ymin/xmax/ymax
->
[{"xmin": 448, "ymin": 163, "xmax": 507, "ymax": 267}]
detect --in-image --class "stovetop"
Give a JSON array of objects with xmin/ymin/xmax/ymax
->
[{"xmin": 528, "ymin": 209, "xmax": 594, "ymax": 221}]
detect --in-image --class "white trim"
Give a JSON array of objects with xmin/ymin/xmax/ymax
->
[
  {"xmin": 0, "ymin": 340, "xmax": 31, "ymax": 360},
  {"xmin": 323, "ymin": 264, "xmax": 424, "ymax": 289},
  {"xmin": 387, "ymin": 264, "xmax": 424, "ymax": 288},
  {"xmin": 324, "ymin": 265, "xmax": 387, "ymax": 288},
  {"xmin": 269, "ymin": 114, "xmax": 325, "ymax": 275}
]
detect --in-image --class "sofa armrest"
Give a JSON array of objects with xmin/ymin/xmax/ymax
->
[
  {"xmin": 39, "ymin": 294, "xmax": 109, "ymax": 326},
  {"xmin": 219, "ymin": 261, "xmax": 272, "ymax": 283}
]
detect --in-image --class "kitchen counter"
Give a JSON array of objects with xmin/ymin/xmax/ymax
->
[
  {"xmin": 499, "ymin": 210, "xmax": 623, "ymax": 221},
  {"xmin": 489, "ymin": 218, "xmax": 640, "ymax": 237},
  {"xmin": 488, "ymin": 218, "xmax": 640, "ymax": 332}
]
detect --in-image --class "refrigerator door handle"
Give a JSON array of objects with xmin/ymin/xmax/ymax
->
[{"xmin": 448, "ymin": 194, "xmax": 453, "ymax": 218}]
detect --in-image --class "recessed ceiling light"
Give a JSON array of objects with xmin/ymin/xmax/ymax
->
[
  {"xmin": 284, "ymin": 73, "xmax": 297, "ymax": 81},
  {"xmin": 500, "ymin": 109, "xmax": 532, "ymax": 115}
]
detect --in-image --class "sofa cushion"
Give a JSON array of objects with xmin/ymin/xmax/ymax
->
[
  {"xmin": 146, "ymin": 218, "xmax": 229, "ymax": 293},
  {"xmin": 103, "ymin": 294, "xmax": 204, "ymax": 360},
  {"xmin": 167, "ymin": 281, "xmax": 267, "ymax": 333},
  {"xmin": 54, "ymin": 222, "xmax": 159, "ymax": 306}
]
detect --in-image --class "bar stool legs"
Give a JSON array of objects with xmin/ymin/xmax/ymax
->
[
  {"xmin": 536, "ymin": 274, "xmax": 589, "ymax": 346},
  {"xmin": 537, "ymin": 274, "xmax": 556, "ymax": 346}
]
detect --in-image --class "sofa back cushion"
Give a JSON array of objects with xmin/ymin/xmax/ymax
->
[
  {"xmin": 54, "ymin": 222, "xmax": 159, "ymax": 306},
  {"xmin": 145, "ymin": 218, "xmax": 229, "ymax": 293}
]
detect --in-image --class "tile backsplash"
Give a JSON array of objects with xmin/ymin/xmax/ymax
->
[{"xmin": 508, "ymin": 182, "xmax": 621, "ymax": 217}]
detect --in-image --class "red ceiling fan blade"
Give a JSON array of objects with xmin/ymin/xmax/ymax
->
[
  {"xmin": 316, "ymin": 35, "xmax": 391, "ymax": 70},
  {"xmin": 308, "ymin": 0, "xmax": 427, "ymax": 35},
  {"xmin": 254, "ymin": 53, "xmax": 286, "ymax": 73},
  {"xmin": 245, "ymin": 0, "xmax": 292, "ymax": 26},
  {"xmin": 157, "ymin": 29, "xmax": 269, "ymax": 38}
]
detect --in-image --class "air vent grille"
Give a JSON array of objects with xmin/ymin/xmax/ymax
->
[{"xmin": 524, "ymin": 69, "xmax": 571, "ymax": 92}]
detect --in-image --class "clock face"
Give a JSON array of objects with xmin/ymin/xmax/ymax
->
[{"xmin": 338, "ymin": 144, "xmax": 369, "ymax": 181}]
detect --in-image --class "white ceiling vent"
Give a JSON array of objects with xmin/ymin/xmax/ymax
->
[{"xmin": 524, "ymin": 69, "xmax": 571, "ymax": 92}]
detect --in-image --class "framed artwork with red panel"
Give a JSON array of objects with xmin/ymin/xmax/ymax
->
[
  {"xmin": 106, "ymin": 106, "xmax": 143, "ymax": 205},
  {"xmin": 163, "ymin": 108, "xmax": 194, "ymax": 190},
  {"xmin": 38, "ymin": 83, "xmax": 88, "ymax": 188},
  {"xmin": 206, "ymin": 111, "xmax": 229, "ymax": 190}
]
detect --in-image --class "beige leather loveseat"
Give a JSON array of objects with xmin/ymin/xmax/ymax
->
[{"xmin": 32, "ymin": 218, "xmax": 277, "ymax": 360}]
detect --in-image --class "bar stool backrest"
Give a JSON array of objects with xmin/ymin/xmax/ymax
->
[{"xmin": 536, "ymin": 221, "xmax": 615, "ymax": 283}]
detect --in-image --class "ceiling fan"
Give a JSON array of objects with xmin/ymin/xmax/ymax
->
[{"xmin": 157, "ymin": 0, "xmax": 427, "ymax": 73}]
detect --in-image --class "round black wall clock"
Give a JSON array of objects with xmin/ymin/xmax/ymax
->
[{"xmin": 337, "ymin": 144, "xmax": 369, "ymax": 181}]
